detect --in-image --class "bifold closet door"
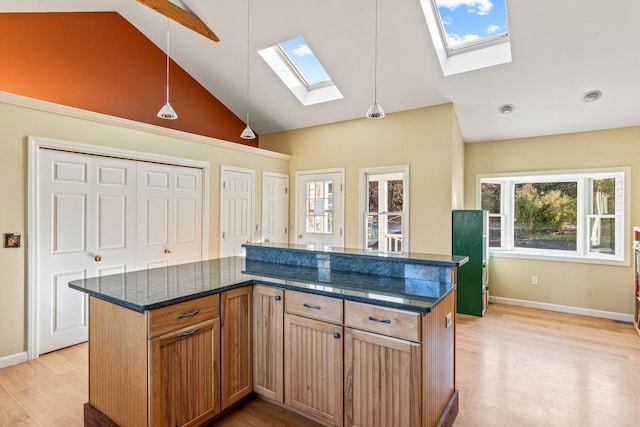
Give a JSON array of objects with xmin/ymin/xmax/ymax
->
[
  {"xmin": 137, "ymin": 162, "xmax": 203, "ymax": 270},
  {"xmin": 37, "ymin": 149, "xmax": 137, "ymax": 354}
]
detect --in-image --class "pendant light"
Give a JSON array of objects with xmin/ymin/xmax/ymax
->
[
  {"xmin": 157, "ymin": 18, "xmax": 178, "ymax": 120},
  {"xmin": 365, "ymin": 0, "xmax": 385, "ymax": 119},
  {"xmin": 240, "ymin": 0, "xmax": 256, "ymax": 139}
]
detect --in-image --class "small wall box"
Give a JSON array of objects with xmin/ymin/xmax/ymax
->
[{"xmin": 4, "ymin": 233, "xmax": 21, "ymax": 248}]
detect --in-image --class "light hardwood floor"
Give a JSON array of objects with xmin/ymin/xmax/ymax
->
[{"xmin": 1, "ymin": 303, "xmax": 639, "ymax": 426}]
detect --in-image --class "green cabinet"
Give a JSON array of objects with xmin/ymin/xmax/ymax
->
[{"xmin": 452, "ymin": 210, "xmax": 489, "ymax": 316}]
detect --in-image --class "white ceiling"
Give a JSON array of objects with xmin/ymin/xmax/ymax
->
[{"xmin": 2, "ymin": 0, "xmax": 640, "ymax": 143}]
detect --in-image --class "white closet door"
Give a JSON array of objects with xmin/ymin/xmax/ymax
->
[
  {"xmin": 137, "ymin": 163, "xmax": 172, "ymax": 270},
  {"xmin": 137, "ymin": 163, "xmax": 203, "ymax": 269},
  {"xmin": 172, "ymin": 165, "xmax": 203, "ymax": 265},
  {"xmin": 220, "ymin": 167, "xmax": 254, "ymax": 257},
  {"xmin": 262, "ymin": 172, "xmax": 289, "ymax": 244},
  {"xmin": 37, "ymin": 150, "xmax": 137, "ymax": 355}
]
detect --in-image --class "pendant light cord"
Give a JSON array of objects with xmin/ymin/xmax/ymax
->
[
  {"xmin": 373, "ymin": 0, "xmax": 378, "ymax": 103},
  {"xmin": 165, "ymin": 19, "xmax": 171, "ymax": 103},
  {"xmin": 245, "ymin": 0, "xmax": 251, "ymax": 125}
]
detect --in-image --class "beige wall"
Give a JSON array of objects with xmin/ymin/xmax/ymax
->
[
  {"xmin": 0, "ymin": 100, "xmax": 289, "ymax": 359},
  {"xmin": 260, "ymin": 103, "xmax": 463, "ymax": 255},
  {"xmin": 464, "ymin": 127, "xmax": 640, "ymax": 315}
]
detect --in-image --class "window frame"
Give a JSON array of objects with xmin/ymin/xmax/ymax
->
[
  {"xmin": 478, "ymin": 168, "xmax": 630, "ymax": 266},
  {"xmin": 359, "ymin": 165, "xmax": 410, "ymax": 253}
]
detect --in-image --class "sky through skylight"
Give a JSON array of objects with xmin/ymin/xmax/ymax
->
[
  {"xmin": 278, "ymin": 36, "xmax": 331, "ymax": 86},
  {"xmin": 435, "ymin": 0, "xmax": 508, "ymax": 49}
]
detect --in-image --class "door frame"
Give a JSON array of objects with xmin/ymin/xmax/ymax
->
[
  {"xmin": 27, "ymin": 136, "xmax": 210, "ymax": 360},
  {"xmin": 219, "ymin": 165, "xmax": 256, "ymax": 256},
  {"xmin": 294, "ymin": 168, "xmax": 345, "ymax": 248}
]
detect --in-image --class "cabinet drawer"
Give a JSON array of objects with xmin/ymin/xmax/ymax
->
[
  {"xmin": 285, "ymin": 290, "xmax": 343, "ymax": 324},
  {"xmin": 344, "ymin": 301, "xmax": 421, "ymax": 342},
  {"xmin": 148, "ymin": 294, "xmax": 220, "ymax": 339}
]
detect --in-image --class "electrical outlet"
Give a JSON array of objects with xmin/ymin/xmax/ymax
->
[{"xmin": 531, "ymin": 275, "xmax": 538, "ymax": 285}]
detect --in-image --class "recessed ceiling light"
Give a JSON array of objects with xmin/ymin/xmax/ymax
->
[
  {"xmin": 583, "ymin": 90, "xmax": 602, "ymax": 103},
  {"xmin": 498, "ymin": 104, "xmax": 515, "ymax": 114}
]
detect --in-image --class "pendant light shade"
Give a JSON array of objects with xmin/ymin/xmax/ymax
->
[
  {"xmin": 366, "ymin": 101, "xmax": 385, "ymax": 119},
  {"xmin": 241, "ymin": 0, "xmax": 256, "ymax": 139},
  {"xmin": 241, "ymin": 123, "xmax": 256, "ymax": 139},
  {"xmin": 158, "ymin": 19, "xmax": 178, "ymax": 120},
  {"xmin": 365, "ymin": 0, "xmax": 384, "ymax": 119}
]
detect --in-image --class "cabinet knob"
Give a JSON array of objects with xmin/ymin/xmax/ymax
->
[
  {"xmin": 94, "ymin": 255, "xmax": 103, "ymax": 262},
  {"xmin": 333, "ymin": 332, "xmax": 341, "ymax": 339},
  {"xmin": 164, "ymin": 248, "xmax": 172, "ymax": 254},
  {"xmin": 274, "ymin": 295, "xmax": 281, "ymax": 301},
  {"xmin": 265, "ymin": 238, "xmax": 271, "ymax": 243},
  {"xmin": 298, "ymin": 234, "xmax": 303, "ymax": 239}
]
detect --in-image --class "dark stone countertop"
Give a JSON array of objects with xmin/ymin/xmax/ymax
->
[{"xmin": 69, "ymin": 257, "xmax": 456, "ymax": 314}]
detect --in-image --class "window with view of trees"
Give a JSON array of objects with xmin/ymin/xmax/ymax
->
[{"xmin": 480, "ymin": 171, "xmax": 626, "ymax": 262}]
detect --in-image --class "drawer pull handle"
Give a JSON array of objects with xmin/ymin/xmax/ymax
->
[
  {"xmin": 303, "ymin": 303, "xmax": 321, "ymax": 310},
  {"xmin": 368, "ymin": 316, "xmax": 392, "ymax": 324},
  {"xmin": 274, "ymin": 295, "xmax": 281, "ymax": 301},
  {"xmin": 177, "ymin": 309, "xmax": 199, "ymax": 319},
  {"xmin": 177, "ymin": 327, "xmax": 199, "ymax": 338}
]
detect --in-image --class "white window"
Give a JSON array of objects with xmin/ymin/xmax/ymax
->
[
  {"xmin": 360, "ymin": 166, "xmax": 409, "ymax": 253},
  {"xmin": 479, "ymin": 169, "xmax": 629, "ymax": 265}
]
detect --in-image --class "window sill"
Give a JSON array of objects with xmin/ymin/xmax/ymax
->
[{"xmin": 489, "ymin": 250, "xmax": 629, "ymax": 267}]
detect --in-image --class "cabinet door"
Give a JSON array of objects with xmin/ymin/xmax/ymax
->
[
  {"xmin": 253, "ymin": 285, "xmax": 284, "ymax": 402},
  {"xmin": 344, "ymin": 327, "xmax": 421, "ymax": 427},
  {"xmin": 284, "ymin": 314, "xmax": 343, "ymax": 426},
  {"xmin": 149, "ymin": 318, "xmax": 221, "ymax": 427},
  {"xmin": 221, "ymin": 286, "xmax": 253, "ymax": 410}
]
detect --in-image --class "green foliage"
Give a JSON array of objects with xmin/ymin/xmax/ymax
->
[
  {"xmin": 514, "ymin": 183, "xmax": 576, "ymax": 234},
  {"xmin": 481, "ymin": 183, "xmax": 501, "ymax": 213}
]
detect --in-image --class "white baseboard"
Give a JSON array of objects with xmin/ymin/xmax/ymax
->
[
  {"xmin": 489, "ymin": 296, "xmax": 634, "ymax": 323},
  {"xmin": 0, "ymin": 351, "xmax": 28, "ymax": 369}
]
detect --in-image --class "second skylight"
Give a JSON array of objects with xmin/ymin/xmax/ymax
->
[{"xmin": 259, "ymin": 36, "xmax": 343, "ymax": 106}]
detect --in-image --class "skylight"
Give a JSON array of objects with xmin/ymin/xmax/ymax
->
[
  {"xmin": 278, "ymin": 36, "xmax": 331, "ymax": 87},
  {"xmin": 259, "ymin": 36, "xmax": 343, "ymax": 106},
  {"xmin": 420, "ymin": 0, "xmax": 512, "ymax": 76},
  {"xmin": 434, "ymin": 0, "xmax": 509, "ymax": 53}
]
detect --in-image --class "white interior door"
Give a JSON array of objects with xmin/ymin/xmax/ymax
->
[
  {"xmin": 37, "ymin": 149, "xmax": 137, "ymax": 355},
  {"xmin": 221, "ymin": 166, "xmax": 255, "ymax": 257},
  {"xmin": 137, "ymin": 163, "xmax": 203, "ymax": 269},
  {"xmin": 262, "ymin": 172, "xmax": 289, "ymax": 244},
  {"xmin": 295, "ymin": 169, "xmax": 344, "ymax": 248}
]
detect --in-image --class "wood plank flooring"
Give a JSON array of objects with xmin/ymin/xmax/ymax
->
[{"xmin": 1, "ymin": 303, "xmax": 639, "ymax": 426}]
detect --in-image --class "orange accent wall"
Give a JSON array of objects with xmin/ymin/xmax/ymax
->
[{"xmin": 0, "ymin": 12, "xmax": 257, "ymax": 147}]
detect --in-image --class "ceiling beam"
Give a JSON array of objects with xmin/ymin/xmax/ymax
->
[{"xmin": 135, "ymin": 0, "xmax": 219, "ymax": 42}]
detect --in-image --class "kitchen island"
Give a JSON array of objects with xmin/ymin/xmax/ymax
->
[{"xmin": 70, "ymin": 243, "xmax": 467, "ymax": 427}]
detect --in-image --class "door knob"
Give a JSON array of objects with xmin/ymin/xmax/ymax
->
[
  {"xmin": 164, "ymin": 249, "xmax": 172, "ymax": 254},
  {"xmin": 94, "ymin": 255, "xmax": 103, "ymax": 262}
]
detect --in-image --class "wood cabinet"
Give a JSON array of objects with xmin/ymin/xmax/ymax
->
[
  {"xmin": 284, "ymin": 291, "xmax": 344, "ymax": 426},
  {"xmin": 88, "ymin": 293, "xmax": 221, "ymax": 427},
  {"xmin": 344, "ymin": 301, "xmax": 422, "ymax": 427},
  {"xmin": 149, "ymin": 318, "xmax": 220, "ymax": 427},
  {"xmin": 344, "ymin": 328, "xmax": 421, "ymax": 427},
  {"xmin": 221, "ymin": 286, "xmax": 253, "ymax": 410},
  {"xmin": 253, "ymin": 285, "xmax": 284, "ymax": 402}
]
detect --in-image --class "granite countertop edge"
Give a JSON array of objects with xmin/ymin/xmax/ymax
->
[{"xmin": 71, "ymin": 277, "xmax": 455, "ymax": 314}]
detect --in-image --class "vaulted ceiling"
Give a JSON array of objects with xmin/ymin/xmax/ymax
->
[{"xmin": 2, "ymin": 0, "xmax": 640, "ymax": 143}]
